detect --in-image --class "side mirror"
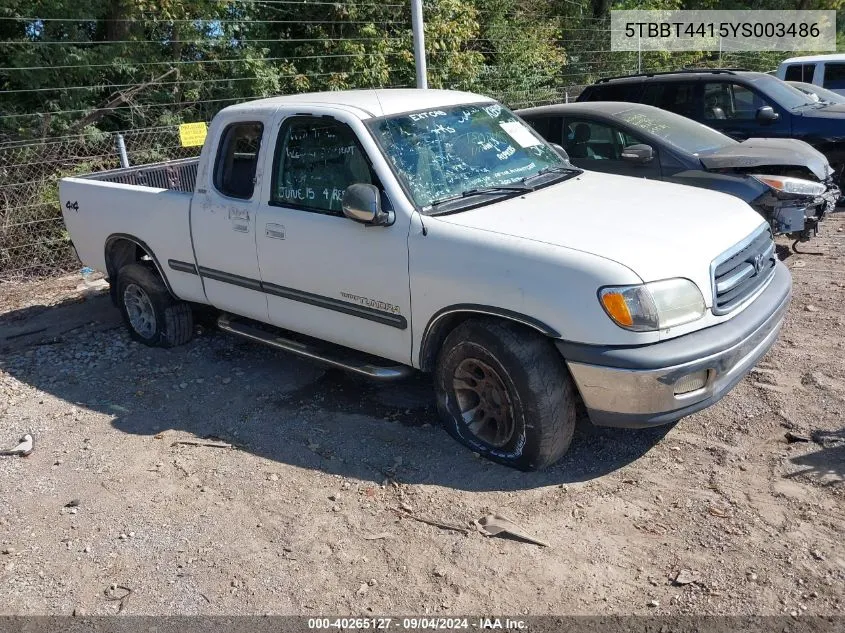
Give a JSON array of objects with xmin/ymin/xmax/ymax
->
[
  {"xmin": 550, "ymin": 143, "xmax": 570, "ymax": 161},
  {"xmin": 756, "ymin": 106, "xmax": 780, "ymax": 123},
  {"xmin": 342, "ymin": 183, "xmax": 392, "ymax": 226},
  {"xmin": 621, "ymin": 144, "xmax": 654, "ymax": 163}
]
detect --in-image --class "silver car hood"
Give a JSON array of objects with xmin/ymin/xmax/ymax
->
[{"xmin": 698, "ymin": 138, "xmax": 831, "ymax": 180}]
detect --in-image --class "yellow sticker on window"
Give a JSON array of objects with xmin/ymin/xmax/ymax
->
[{"xmin": 179, "ymin": 122, "xmax": 208, "ymax": 147}]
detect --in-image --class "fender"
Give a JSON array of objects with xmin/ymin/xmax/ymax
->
[
  {"xmin": 665, "ymin": 170, "xmax": 768, "ymax": 204},
  {"xmin": 104, "ymin": 233, "xmax": 177, "ymax": 299},
  {"xmin": 418, "ymin": 304, "xmax": 560, "ymax": 371}
]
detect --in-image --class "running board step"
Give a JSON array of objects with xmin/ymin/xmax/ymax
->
[{"xmin": 217, "ymin": 314, "xmax": 414, "ymax": 381}]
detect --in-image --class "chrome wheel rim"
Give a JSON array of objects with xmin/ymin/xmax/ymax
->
[
  {"xmin": 452, "ymin": 358, "xmax": 515, "ymax": 448},
  {"xmin": 123, "ymin": 283, "xmax": 156, "ymax": 338}
]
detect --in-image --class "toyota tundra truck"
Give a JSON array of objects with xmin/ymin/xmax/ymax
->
[{"xmin": 59, "ymin": 89, "xmax": 792, "ymax": 470}]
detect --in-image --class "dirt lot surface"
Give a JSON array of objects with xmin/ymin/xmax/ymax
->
[{"xmin": 0, "ymin": 219, "xmax": 843, "ymax": 618}]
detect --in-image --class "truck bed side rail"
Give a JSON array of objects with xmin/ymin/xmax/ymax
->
[{"xmin": 84, "ymin": 157, "xmax": 199, "ymax": 193}]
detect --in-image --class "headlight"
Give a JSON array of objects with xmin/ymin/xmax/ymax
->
[
  {"xmin": 751, "ymin": 174, "xmax": 826, "ymax": 197},
  {"xmin": 599, "ymin": 278, "xmax": 706, "ymax": 332}
]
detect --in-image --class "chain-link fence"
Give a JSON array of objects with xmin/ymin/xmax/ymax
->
[{"xmin": 0, "ymin": 128, "xmax": 202, "ymax": 279}]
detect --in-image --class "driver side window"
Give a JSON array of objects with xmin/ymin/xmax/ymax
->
[
  {"xmin": 703, "ymin": 82, "xmax": 770, "ymax": 120},
  {"xmin": 563, "ymin": 120, "xmax": 618, "ymax": 160},
  {"xmin": 563, "ymin": 119, "xmax": 647, "ymax": 161},
  {"xmin": 214, "ymin": 122, "xmax": 263, "ymax": 199},
  {"xmin": 271, "ymin": 117, "xmax": 374, "ymax": 216}
]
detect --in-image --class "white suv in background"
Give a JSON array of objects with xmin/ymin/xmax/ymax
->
[{"xmin": 777, "ymin": 54, "xmax": 845, "ymax": 96}]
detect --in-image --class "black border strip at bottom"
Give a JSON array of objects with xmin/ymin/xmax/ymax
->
[{"xmin": 0, "ymin": 616, "xmax": 840, "ymax": 633}]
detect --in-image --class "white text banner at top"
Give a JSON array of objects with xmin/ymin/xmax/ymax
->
[{"xmin": 611, "ymin": 10, "xmax": 836, "ymax": 52}]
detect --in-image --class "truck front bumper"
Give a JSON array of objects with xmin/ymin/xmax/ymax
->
[{"xmin": 556, "ymin": 260, "xmax": 792, "ymax": 429}]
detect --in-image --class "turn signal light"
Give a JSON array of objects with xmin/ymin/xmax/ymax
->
[
  {"xmin": 598, "ymin": 279, "xmax": 705, "ymax": 332},
  {"xmin": 600, "ymin": 292, "xmax": 634, "ymax": 327}
]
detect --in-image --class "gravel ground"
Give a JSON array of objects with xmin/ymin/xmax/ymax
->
[{"xmin": 0, "ymin": 218, "xmax": 843, "ymax": 617}]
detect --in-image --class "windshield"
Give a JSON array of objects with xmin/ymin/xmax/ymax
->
[
  {"xmin": 749, "ymin": 74, "xmax": 817, "ymax": 109},
  {"xmin": 813, "ymin": 86, "xmax": 845, "ymax": 104},
  {"xmin": 790, "ymin": 81, "xmax": 845, "ymax": 104},
  {"xmin": 367, "ymin": 103, "xmax": 565, "ymax": 209},
  {"xmin": 614, "ymin": 106, "xmax": 736, "ymax": 155}
]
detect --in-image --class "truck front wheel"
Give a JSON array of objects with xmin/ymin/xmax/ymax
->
[
  {"xmin": 116, "ymin": 263, "xmax": 193, "ymax": 347},
  {"xmin": 434, "ymin": 318, "xmax": 577, "ymax": 471}
]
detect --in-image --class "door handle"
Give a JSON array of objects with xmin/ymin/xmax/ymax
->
[{"xmin": 265, "ymin": 223, "xmax": 285, "ymax": 240}]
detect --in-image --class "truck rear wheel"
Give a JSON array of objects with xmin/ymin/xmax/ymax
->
[
  {"xmin": 116, "ymin": 263, "xmax": 193, "ymax": 347},
  {"xmin": 434, "ymin": 318, "xmax": 577, "ymax": 471}
]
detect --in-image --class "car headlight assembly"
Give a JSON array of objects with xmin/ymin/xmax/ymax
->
[
  {"xmin": 751, "ymin": 174, "xmax": 826, "ymax": 197},
  {"xmin": 599, "ymin": 279, "xmax": 706, "ymax": 332}
]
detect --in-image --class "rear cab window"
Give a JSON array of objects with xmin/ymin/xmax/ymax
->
[
  {"xmin": 214, "ymin": 122, "xmax": 264, "ymax": 199},
  {"xmin": 823, "ymin": 63, "xmax": 845, "ymax": 90},
  {"xmin": 784, "ymin": 63, "xmax": 816, "ymax": 82}
]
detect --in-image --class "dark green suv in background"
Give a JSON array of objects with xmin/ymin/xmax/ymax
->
[{"xmin": 577, "ymin": 69, "xmax": 845, "ymax": 190}]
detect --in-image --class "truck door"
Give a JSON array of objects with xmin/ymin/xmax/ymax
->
[
  {"xmin": 190, "ymin": 117, "xmax": 269, "ymax": 322},
  {"xmin": 254, "ymin": 111, "xmax": 413, "ymax": 365}
]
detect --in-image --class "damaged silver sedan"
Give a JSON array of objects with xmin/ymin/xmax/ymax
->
[{"xmin": 518, "ymin": 102, "xmax": 840, "ymax": 247}]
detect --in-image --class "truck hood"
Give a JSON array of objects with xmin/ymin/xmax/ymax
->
[
  {"xmin": 431, "ymin": 171, "xmax": 766, "ymax": 301},
  {"xmin": 698, "ymin": 137, "xmax": 831, "ymax": 180}
]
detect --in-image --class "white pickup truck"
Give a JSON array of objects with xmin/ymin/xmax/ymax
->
[{"xmin": 60, "ymin": 89, "xmax": 792, "ymax": 470}]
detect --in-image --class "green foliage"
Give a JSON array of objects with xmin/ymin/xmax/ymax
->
[
  {"xmin": 459, "ymin": 0, "xmax": 565, "ymax": 105},
  {"xmin": 4, "ymin": 0, "xmax": 843, "ymax": 138},
  {"xmin": 2, "ymin": 0, "xmax": 845, "ymax": 277}
]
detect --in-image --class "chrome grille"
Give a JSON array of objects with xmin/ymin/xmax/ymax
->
[
  {"xmin": 711, "ymin": 227, "xmax": 776, "ymax": 315},
  {"xmin": 85, "ymin": 157, "xmax": 198, "ymax": 193}
]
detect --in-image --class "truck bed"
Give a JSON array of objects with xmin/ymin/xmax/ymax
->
[
  {"xmin": 81, "ymin": 157, "xmax": 199, "ymax": 193},
  {"xmin": 60, "ymin": 158, "xmax": 207, "ymax": 305}
]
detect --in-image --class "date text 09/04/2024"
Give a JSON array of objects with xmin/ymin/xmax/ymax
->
[{"xmin": 307, "ymin": 617, "xmax": 527, "ymax": 629}]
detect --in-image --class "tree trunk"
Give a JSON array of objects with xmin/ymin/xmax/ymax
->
[
  {"xmin": 105, "ymin": 0, "xmax": 132, "ymax": 41},
  {"xmin": 592, "ymin": 0, "xmax": 611, "ymax": 19}
]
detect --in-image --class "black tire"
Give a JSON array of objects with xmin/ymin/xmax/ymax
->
[
  {"xmin": 836, "ymin": 164, "xmax": 845, "ymax": 207},
  {"xmin": 115, "ymin": 263, "xmax": 194, "ymax": 347},
  {"xmin": 191, "ymin": 304, "xmax": 222, "ymax": 330},
  {"xmin": 434, "ymin": 318, "xmax": 577, "ymax": 471}
]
